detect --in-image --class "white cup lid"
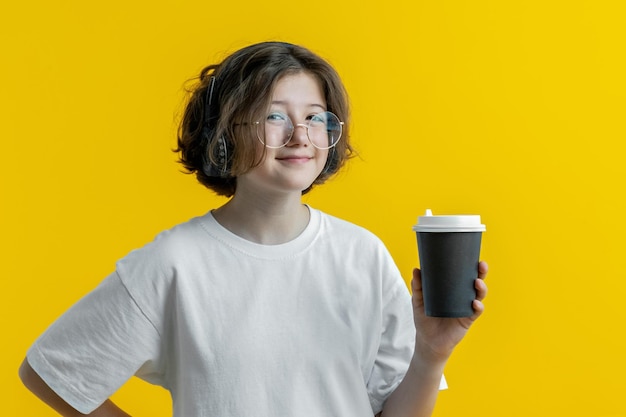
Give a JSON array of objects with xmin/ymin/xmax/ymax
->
[{"xmin": 413, "ymin": 209, "xmax": 486, "ymax": 232}]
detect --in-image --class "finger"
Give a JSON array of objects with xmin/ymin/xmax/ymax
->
[
  {"xmin": 474, "ymin": 277, "xmax": 488, "ymax": 301},
  {"xmin": 477, "ymin": 261, "xmax": 489, "ymax": 280},
  {"xmin": 411, "ymin": 268, "xmax": 425, "ymax": 310},
  {"xmin": 471, "ymin": 299, "xmax": 485, "ymax": 320}
]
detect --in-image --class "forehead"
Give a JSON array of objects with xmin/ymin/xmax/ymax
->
[{"xmin": 270, "ymin": 72, "xmax": 325, "ymax": 107}]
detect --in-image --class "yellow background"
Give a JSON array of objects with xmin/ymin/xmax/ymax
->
[{"xmin": 2, "ymin": 0, "xmax": 625, "ymax": 416}]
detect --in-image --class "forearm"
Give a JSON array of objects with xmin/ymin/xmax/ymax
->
[
  {"xmin": 19, "ymin": 358, "xmax": 131, "ymax": 417},
  {"xmin": 379, "ymin": 355, "xmax": 447, "ymax": 417}
]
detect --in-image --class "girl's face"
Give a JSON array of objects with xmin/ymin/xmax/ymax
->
[{"xmin": 236, "ymin": 72, "xmax": 329, "ymax": 197}]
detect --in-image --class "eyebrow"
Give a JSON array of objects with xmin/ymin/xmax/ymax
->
[{"xmin": 270, "ymin": 100, "xmax": 326, "ymax": 110}]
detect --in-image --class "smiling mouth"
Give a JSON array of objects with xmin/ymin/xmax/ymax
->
[{"xmin": 276, "ymin": 156, "xmax": 312, "ymax": 161}]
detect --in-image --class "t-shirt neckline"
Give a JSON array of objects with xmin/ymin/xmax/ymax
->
[{"xmin": 199, "ymin": 205, "xmax": 321, "ymax": 260}]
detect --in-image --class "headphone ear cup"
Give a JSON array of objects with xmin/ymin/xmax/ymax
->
[{"xmin": 203, "ymin": 133, "xmax": 233, "ymax": 178}]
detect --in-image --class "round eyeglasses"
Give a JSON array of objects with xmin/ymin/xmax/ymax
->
[{"xmin": 254, "ymin": 111, "xmax": 343, "ymax": 150}]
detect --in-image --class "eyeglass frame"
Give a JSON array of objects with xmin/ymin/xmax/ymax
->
[{"xmin": 252, "ymin": 111, "xmax": 344, "ymax": 150}]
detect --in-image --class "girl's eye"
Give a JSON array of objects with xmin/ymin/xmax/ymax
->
[
  {"xmin": 267, "ymin": 112, "xmax": 288, "ymax": 122},
  {"xmin": 308, "ymin": 113, "xmax": 326, "ymax": 125}
]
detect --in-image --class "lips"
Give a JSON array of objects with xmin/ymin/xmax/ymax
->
[{"xmin": 276, "ymin": 155, "xmax": 313, "ymax": 161}]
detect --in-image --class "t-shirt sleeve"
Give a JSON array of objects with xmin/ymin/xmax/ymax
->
[
  {"xmin": 366, "ymin": 255, "xmax": 447, "ymax": 414},
  {"xmin": 366, "ymin": 279, "xmax": 416, "ymax": 414},
  {"xmin": 26, "ymin": 272, "xmax": 163, "ymax": 414}
]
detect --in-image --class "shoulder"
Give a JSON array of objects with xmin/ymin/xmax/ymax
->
[
  {"xmin": 313, "ymin": 208, "xmax": 399, "ymax": 273},
  {"xmin": 115, "ymin": 212, "xmax": 213, "ymax": 282},
  {"xmin": 313, "ymin": 208, "xmax": 409, "ymax": 306},
  {"xmin": 112, "ymin": 213, "xmax": 217, "ymax": 322},
  {"xmin": 152, "ymin": 213, "xmax": 211, "ymax": 252},
  {"xmin": 316, "ymin": 209, "xmax": 387, "ymax": 249}
]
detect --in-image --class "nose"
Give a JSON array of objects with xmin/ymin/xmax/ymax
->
[{"xmin": 288, "ymin": 123, "xmax": 310, "ymax": 146}]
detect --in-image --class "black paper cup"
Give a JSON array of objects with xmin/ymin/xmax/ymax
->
[{"xmin": 413, "ymin": 210, "xmax": 486, "ymax": 318}]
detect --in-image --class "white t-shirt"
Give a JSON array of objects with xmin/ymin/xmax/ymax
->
[{"xmin": 28, "ymin": 207, "xmax": 443, "ymax": 416}]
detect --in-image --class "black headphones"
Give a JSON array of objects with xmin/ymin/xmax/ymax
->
[{"xmin": 202, "ymin": 76, "xmax": 233, "ymax": 178}]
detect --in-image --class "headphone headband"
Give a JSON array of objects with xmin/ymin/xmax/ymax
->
[{"xmin": 202, "ymin": 75, "xmax": 232, "ymax": 178}]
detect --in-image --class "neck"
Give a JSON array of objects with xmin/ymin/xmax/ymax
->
[{"xmin": 212, "ymin": 188, "xmax": 310, "ymax": 245}]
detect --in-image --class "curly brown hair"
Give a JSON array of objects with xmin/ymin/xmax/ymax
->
[{"xmin": 175, "ymin": 41, "xmax": 354, "ymax": 197}]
